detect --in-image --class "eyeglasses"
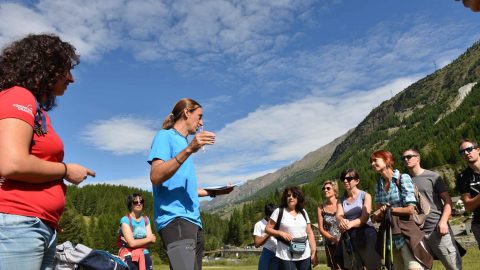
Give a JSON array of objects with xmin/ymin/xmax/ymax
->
[
  {"xmin": 322, "ymin": 187, "xmax": 332, "ymax": 191},
  {"xmin": 344, "ymin": 177, "xmax": 356, "ymax": 182},
  {"xmin": 402, "ymin": 154, "xmax": 418, "ymax": 160},
  {"xmin": 459, "ymin": 146, "xmax": 475, "ymax": 156},
  {"xmin": 286, "ymin": 193, "xmax": 297, "ymax": 198},
  {"xmin": 133, "ymin": 200, "xmax": 144, "ymax": 205}
]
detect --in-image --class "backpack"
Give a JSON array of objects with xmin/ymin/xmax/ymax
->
[
  {"xmin": 54, "ymin": 241, "xmax": 128, "ymax": 270},
  {"xmin": 79, "ymin": 250, "xmax": 128, "ymax": 270},
  {"xmin": 395, "ymin": 175, "xmax": 431, "ymax": 228},
  {"xmin": 117, "ymin": 214, "xmax": 148, "ymax": 248}
]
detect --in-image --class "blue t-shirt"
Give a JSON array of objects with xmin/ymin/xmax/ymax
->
[
  {"xmin": 147, "ymin": 129, "xmax": 202, "ymax": 231},
  {"xmin": 120, "ymin": 215, "xmax": 151, "ymax": 254}
]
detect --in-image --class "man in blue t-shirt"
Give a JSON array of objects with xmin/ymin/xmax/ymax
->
[{"xmin": 148, "ymin": 98, "xmax": 233, "ymax": 270}]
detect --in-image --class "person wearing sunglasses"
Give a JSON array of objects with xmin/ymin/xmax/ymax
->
[
  {"xmin": 317, "ymin": 181, "xmax": 342, "ymax": 270},
  {"xmin": 266, "ymin": 186, "xmax": 318, "ymax": 269},
  {"xmin": 0, "ymin": 34, "xmax": 95, "ymax": 270},
  {"xmin": 336, "ymin": 169, "xmax": 381, "ymax": 270},
  {"xmin": 403, "ymin": 148, "xmax": 462, "ymax": 270},
  {"xmin": 456, "ymin": 139, "xmax": 480, "ymax": 248},
  {"xmin": 370, "ymin": 150, "xmax": 432, "ymax": 270},
  {"xmin": 119, "ymin": 194, "xmax": 156, "ymax": 270}
]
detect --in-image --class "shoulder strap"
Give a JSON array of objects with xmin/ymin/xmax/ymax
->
[
  {"xmin": 360, "ymin": 190, "xmax": 366, "ymax": 203},
  {"xmin": 300, "ymin": 209, "xmax": 307, "ymax": 222},
  {"xmin": 394, "ymin": 176, "xmax": 400, "ymax": 189},
  {"xmin": 126, "ymin": 214, "xmax": 133, "ymax": 230},
  {"xmin": 274, "ymin": 208, "xmax": 283, "ymax": 230},
  {"xmin": 394, "ymin": 176, "xmax": 405, "ymax": 205},
  {"xmin": 142, "ymin": 215, "xmax": 148, "ymax": 226}
]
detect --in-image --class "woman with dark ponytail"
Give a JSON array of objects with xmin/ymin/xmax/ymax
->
[{"xmin": 148, "ymin": 98, "xmax": 233, "ymax": 270}]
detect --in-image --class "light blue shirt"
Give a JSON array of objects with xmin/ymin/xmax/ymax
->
[
  {"xmin": 147, "ymin": 129, "xmax": 202, "ymax": 231},
  {"xmin": 374, "ymin": 169, "xmax": 416, "ymax": 249},
  {"xmin": 120, "ymin": 216, "xmax": 149, "ymax": 239},
  {"xmin": 120, "ymin": 216, "xmax": 150, "ymax": 254}
]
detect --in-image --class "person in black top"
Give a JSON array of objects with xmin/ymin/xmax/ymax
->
[{"xmin": 456, "ymin": 138, "xmax": 480, "ymax": 248}]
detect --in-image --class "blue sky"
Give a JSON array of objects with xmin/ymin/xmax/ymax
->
[{"xmin": 1, "ymin": 0, "xmax": 478, "ymax": 191}]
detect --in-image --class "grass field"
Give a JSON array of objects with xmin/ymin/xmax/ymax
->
[{"xmin": 152, "ymin": 247, "xmax": 480, "ymax": 269}]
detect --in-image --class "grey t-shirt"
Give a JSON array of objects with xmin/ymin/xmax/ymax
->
[{"xmin": 411, "ymin": 169, "xmax": 448, "ymax": 234}]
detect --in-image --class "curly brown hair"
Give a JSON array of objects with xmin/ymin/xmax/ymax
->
[
  {"xmin": 0, "ymin": 33, "xmax": 80, "ymax": 111},
  {"xmin": 279, "ymin": 186, "xmax": 305, "ymax": 212}
]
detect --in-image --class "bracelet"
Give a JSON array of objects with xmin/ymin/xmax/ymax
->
[
  {"xmin": 61, "ymin": 162, "xmax": 67, "ymax": 179},
  {"xmin": 208, "ymin": 190, "xmax": 216, "ymax": 198},
  {"xmin": 174, "ymin": 156, "xmax": 183, "ymax": 165}
]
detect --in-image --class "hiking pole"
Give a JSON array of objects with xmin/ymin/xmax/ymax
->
[
  {"xmin": 382, "ymin": 220, "xmax": 387, "ymax": 270},
  {"xmin": 386, "ymin": 207, "xmax": 394, "ymax": 270}
]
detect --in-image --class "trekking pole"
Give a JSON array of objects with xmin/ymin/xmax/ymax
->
[
  {"xmin": 386, "ymin": 207, "xmax": 394, "ymax": 270},
  {"xmin": 382, "ymin": 221, "xmax": 387, "ymax": 269}
]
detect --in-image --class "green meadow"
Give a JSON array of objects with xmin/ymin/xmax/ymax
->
[{"xmin": 152, "ymin": 247, "xmax": 480, "ymax": 270}]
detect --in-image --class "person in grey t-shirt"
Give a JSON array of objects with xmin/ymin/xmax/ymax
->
[{"xmin": 403, "ymin": 148, "xmax": 462, "ymax": 270}]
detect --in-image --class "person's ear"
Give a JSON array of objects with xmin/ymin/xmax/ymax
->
[{"xmin": 183, "ymin": 108, "xmax": 190, "ymax": 118}]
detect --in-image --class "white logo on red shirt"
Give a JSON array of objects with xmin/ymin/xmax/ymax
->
[{"xmin": 12, "ymin": 104, "xmax": 34, "ymax": 117}]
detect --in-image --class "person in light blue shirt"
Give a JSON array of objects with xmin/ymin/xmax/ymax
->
[
  {"xmin": 119, "ymin": 194, "xmax": 155, "ymax": 270},
  {"xmin": 148, "ymin": 98, "xmax": 233, "ymax": 270}
]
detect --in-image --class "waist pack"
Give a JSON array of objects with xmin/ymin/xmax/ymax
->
[{"xmin": 289, "ymin": 237, "xmax": 307, "ymax": 254}]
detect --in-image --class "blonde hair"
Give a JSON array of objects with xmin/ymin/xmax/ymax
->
[{"xmin": 322, "ymin": 180, "xmax": 338, "ymax": 196}]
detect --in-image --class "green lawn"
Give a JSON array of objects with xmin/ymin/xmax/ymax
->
[{"xmin": 152, "ymin": 248, "xmax": 480, "ymax": 269}]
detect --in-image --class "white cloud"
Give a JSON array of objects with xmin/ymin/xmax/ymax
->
[
  {"xmin": 241, "ymin": 18, "xmax": 479, "ymax": 101},
  {"xmin": 80, "ymin": 176, "xmax": 152, "ymax": 191},
  {"xmin": 197, "ymin": 168, "xmax": 274, "ymax": 187},
  {"xmin": 0, "ymin": 0, "xmax": 313, "ymax": 63},
  {"xmin": 81, "ymin": 116, "xmax": 158, "ymax": 155},
  {"xmin": 194, "ymin": 76, "xmax": 418, "ymax": 183},
  {"xmin": 0, "ymin": 3, "xmax": 55, "ymax": 46},
  {"xmin": 202, "ymin": 95, "xmax": 233, "ymax": 113}
]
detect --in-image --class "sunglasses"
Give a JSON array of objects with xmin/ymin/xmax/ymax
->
[
  {"xmin": 459, "ymin": 146, "xmax": 475, "ymax": 156},
  {"xmin": 322, "ymin": 186, "xmax": 332, "ymax": 191},
  {"xmin": 133, "ymin": 200, "xmax": 144, "ymax": 205},
  {"xmin": 344, "ymin": 176, "xmax": 356, "ymax": 182},
  {"xmin": 402, "ymin": 154, "xmax": 418, "ymax": 160},
  {"xmin": 286, "ymin": 193, "xmax": 298, "ymax": 198}
]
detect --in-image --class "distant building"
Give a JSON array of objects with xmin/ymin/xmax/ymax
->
[
  {"xmin": 310, "ymin": 223, "xmax": 324, "ymax": 246},
  {"xmin": 452, "ymin": 196, "xmax": 465, "ymax": 216}
]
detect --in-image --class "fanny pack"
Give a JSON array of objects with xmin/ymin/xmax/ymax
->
[{"xmin": 288, "ymin": 236, "xmax": 307, "ymax": 254}]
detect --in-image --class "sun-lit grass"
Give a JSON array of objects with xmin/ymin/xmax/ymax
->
[{"xmin": 153, "ymin": 247, "xmax": 480, "ymax": 270}]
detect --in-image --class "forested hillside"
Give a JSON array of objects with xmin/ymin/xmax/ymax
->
[{"xmin": 310, "ymin": 40, "xmax": 480, "ymax": 195}]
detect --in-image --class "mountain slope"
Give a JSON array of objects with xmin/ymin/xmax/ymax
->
[
  {"xmin": 202, "ymin": 131, "xmax": 350, "ymax": 211},
  {"xmin": 312, "ymin": 41, "xmax": 480, "ymax": 193}
]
